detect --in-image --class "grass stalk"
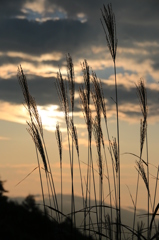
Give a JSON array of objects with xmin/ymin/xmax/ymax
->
[
  {"xmin": 93, "ymin": 116, "xmax": 103, "ymax": 239},
  {"xmin": 90, "ymin": 146, "xmax": 99, "ymax": 235},
  {"xmin": 55, "ymin": 123, "xmax": 63, "ymax": 221},
  {"xmin": 17, "ymin": 66, "xmax": 47, "ymax": 215},
  {"xmin": 56, "ymin": 69, "xmax": 76, "ymax": 234},
  {"xmin": 153, "ymin": 166, "xmax": 159, "ymax": 213},
  {"xmin": 80, "ymin": 59, "xmax": 94, "ymax": 237},
  {"xmin": 101, "ymin": 4, "xmax": 120, "ymax": 238},
  {"xmin": 146, "ymin": 129, "xmax": 150, "ymax": 239},
  {"xmin": 114, "ymin": 61, "xmax": 121, "ymax": 239},
  {"xmin": 67, "ymin": 53, "xmax": 76, "ymax": 230},
  {"xmin": 132, "ymin": 171, "xmax": 140, "ymax": 239},
  {"xmin": 104, "ymin": 115, "xmax": 117, "ymax": 216}
]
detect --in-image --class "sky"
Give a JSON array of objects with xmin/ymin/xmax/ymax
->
[{"xmin": 0, "ymin": 0, "xmax": 159, "ymax": 216}]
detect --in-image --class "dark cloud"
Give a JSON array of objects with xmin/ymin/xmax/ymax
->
[
  {"xmin": 0, "ymin": 0, "xmax": 27, "ymax": 18},
  {"xmin": 1, "ymin": 73, "xmax": 159, "ymax": 120},
  {"xmin": 152, "ymin": 62, "xmax": 159, "ymax": 70},
  {"xmin": 0, "ymin": 0, "xmax": 158, "ymax": 59},
  {"xmin": 0, "ymin": 0, "xmax": 159, "ymax": 121},
  {"xmin": 0, "ymin": 55, "xmax": 64, "ymax": 68},
  {"xmin": 0, "ymin": 76, "xmax": 57, "ymax": 105},
  {"xmin": 44, "ymin": 0, "xmax": 159, "ymax": 41},
  {"xmin": 45, "ymin": 0, "xmax": 159, "ymax": 24},
  {"xmin": 0, "ymin": 56, "xmax": 22, "ymax": 65},
  {"xmin": 0, "ymin": 18, "xmax": 95, "ymax": 56}
]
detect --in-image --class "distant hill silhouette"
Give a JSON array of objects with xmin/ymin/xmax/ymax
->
[{"xmin": 0, "ymin": 180, "xmax": 93, "ymax": 240}]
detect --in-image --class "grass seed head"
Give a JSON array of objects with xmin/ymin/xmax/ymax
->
[
  {"xmin": 27, "ymin": 121, "xmax": 48, "ymax": 172},
  {"xmin": 136, "ymin": 79, "xmax": 148, "ymax": 121},
  {"xmin": 66, "ymin": 53, "xmax": 75, "ymax": 112},
  {"xmin": 56, "ymin": 70, "xmax": 69, "ymax": 127},
  {"xmin": 55, "ymin": 123, "xmax": 62, "ymax": 165},
  {"xmin": 136, "ymin": 160, "xmax": 149, "ymax": 195},
  {"xmin": 17, "ymin": 65, "xmax": 31, "ymax": 110},
  {"xmin": 101, "ymin": 3, "xmax": 118, "ymax": 63},
  {"xmin": 111, "ymin": 137, "xmax": 119, "ymax": 173}
]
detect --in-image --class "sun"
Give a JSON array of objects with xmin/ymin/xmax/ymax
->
[{"xmin": 37, "ymin": 104, "xmax": 63, "ymax": 132}]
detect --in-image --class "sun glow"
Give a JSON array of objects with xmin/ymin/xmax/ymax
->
[
  {"xmin": 0, "ymin": 101, "xmax": 65, "ymax": 132},
  {"xmin": 37, "ymin": 105, "xmax": 64, "ymax": 131}
]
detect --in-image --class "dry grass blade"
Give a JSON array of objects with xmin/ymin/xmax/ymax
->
[
  {"xmin": 126, "ymin": 185, "xmax": 135, "ymax": 207},
  {"xmin": 27, "ymin": 121, "xmax": 48, "ymax": 172},
  {"xmin": 150, "ymin": 203, "xmax": 159, "ymax": 233},
  {"xmin": 100, "ymin": 3, "xmax": 118, "ymax": 63},
  {"xmin": 15, "ymin": 166, "xmax": 39, "ymax": 187},
  {"xmin": 55, "ymin": 123, "xmax": 62, "ymax": 164},
  {"xmin": 122, "ymin": 152, "xmax": 148, "ymax": 166},
  {"xmin": 136, "ymin": 160, "xmax": 149, "ymax": 195},
  {"xmin": 66, "ymin": 53, "xmax": 75, "ymax": 112}
]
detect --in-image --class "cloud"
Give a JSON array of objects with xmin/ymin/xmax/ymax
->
[
  {"xmin": 0, "ymin": 101, "xmax": 65, "ymax": 132},
  {"xmin": 1, "ymin": 67, "xmax": 159, "ymax": 127},
  {"xmin": 0, "ymin": 0, "xmax": 158, "ymax": 75},
  {"xmin": 0, "ymin": 18, "xmax": 93, "ymax": 56},
  {"xmin": 0, "ymin": 0, "xmax": 159, "ymax": 127},
  {"xmin": 0, "ymin": 0, "xmax": 26, "ymax": 19},
  {"xmin": 0, "ymin": 101, "xmax": 29, "ymax": 124},
  {"xmin": 0, "ymin": 0, "xmax": 158, "ymax": 66},
  {"xmin": 0, "ymin": 75, "xmax": 59, "ymax": 105}
]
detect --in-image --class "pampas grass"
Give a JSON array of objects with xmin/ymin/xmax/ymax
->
[
  {"xmin": 101, "ymin": 4, "xmax": 121, "ymax": 238},
  {"xmin": 17, "ymin": 3, "xmax": 159, "ymax": 240}
]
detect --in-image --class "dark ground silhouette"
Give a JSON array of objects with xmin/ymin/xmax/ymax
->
[{"xmin": 0, "ymin": 180, "xmax": 93, "ymax": 240}]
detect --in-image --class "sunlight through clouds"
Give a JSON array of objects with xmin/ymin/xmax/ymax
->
[
  {"xmin": 0, "ymin": 51, "xmax": 62, "ymax": 79},
  {"xmin": 0, "ymin": 102, "xmax": 64, "ymax": 131},
  {"xmin": 0, "ymin": 101, "xmax": 29, "ymax": 124},
  {"xmin": 6, "ymin": 51, "xmax": 63, "ymax": 61},
  {"xmin": 37, "ymin": 105, "xmax": 63, "ymax": 131},
  {"xmin": 23, "ymin": 0, "xmax": 46, "ymax": 15},
  {"xmin": 22, "ymin": 0, "xmax": 68, "ymax": 22}
]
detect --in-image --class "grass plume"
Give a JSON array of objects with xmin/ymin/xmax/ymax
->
[{"xmin": 100, "ymin": 3, "xmax": 117, "ymax": 63}]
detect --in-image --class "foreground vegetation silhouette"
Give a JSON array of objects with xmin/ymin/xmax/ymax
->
[{"xmin": 0, "ymin": 180, "xmax": 92, "ymax": 240}]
